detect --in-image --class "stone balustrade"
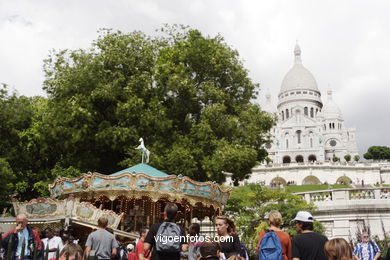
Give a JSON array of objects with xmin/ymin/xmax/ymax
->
[
  {"xmin": 295, "ymin": 187, "xmax": 390, "ymax": 204},
  {"xmin": 258, "ymin": 161, "xmax": 388, "ymax": 169},
  {"xmin": 294, "ymin": 186, "xmax": 390, "ymax": 240}
]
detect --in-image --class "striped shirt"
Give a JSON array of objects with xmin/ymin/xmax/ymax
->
[{"xmin": 353, "ymin": 241, "xmax": 380, "ymax": 260}]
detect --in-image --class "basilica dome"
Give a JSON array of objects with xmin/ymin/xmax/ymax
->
[
  {"xmin": 322, "ymin": 90, "xmax": 343, "ymax": 120},
  {"xmin": 280, "ymin": 44, "xmax": 320, "ymax": 94}
]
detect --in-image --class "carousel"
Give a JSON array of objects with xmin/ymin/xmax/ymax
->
[
  {"xmin": 48, "ymin": 162, "xmax": 230, "ymax": 233},
  {"xmin": 2, "ymin": 140, "xmax": 230, "ymax": 243}
]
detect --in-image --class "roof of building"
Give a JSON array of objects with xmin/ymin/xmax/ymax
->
[
  {"xmin": 322, "ymin": 90, "xmax": 343, "ymax": 120},
  {"xmin": 110, "ymin": 163, "xmax": 169, "ymax": 177},
  {"xmin": 280, "ymin": 44, "xmax": 320, "ymax": 94}
]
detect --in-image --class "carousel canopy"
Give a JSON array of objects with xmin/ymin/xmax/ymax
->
[
  {"xmin": 48, "ymin": 164, "xmax": 230, "ymax": 210},
  {"xmin": 111, "ymin": 163, "xmax": 169, "ymax": 177}
]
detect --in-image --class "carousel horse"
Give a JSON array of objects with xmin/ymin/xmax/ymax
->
[{"xmin": 136, "ymin": 137, "xmax": 150, "ymax": 163}]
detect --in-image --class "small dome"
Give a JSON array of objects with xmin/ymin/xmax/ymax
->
[
  {"xmin": 322, "ymin": 90, "xmax": 343, "ymax": 120},
  {"xmin": 263, "ymin": 92, "xmax": 277, "ymax": 113},
  {"xmin": 280, "ymin": 44, "xmax": 320, "ymax": 94}
]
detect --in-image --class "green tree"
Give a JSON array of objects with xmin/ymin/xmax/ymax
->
[
  {"xmin": 42, "ymin": 26, "xmax": 274, "ymax": 184},
  {"xmin": 354, "ymin": 155, "xmax": 360, "ymax": 162},
  {"xmin": 344, "ymin": 154, "xmax": 351, "ymax": 162},
  {"xmin": 224, "ymin": 184, "xmax": 323, "ymax": 256},
  {"xmin": 0, "ymin": 158, "xmax": 15, "ymax": 210},
  {"xmin": 364, "ymin": 146, "xmax": 390, "ymax": 160},
  {"xmin": 332, "ymin": 155, "xmax": 340, "ymax": 162}
]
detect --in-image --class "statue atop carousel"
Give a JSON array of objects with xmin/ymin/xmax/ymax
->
[{"xmin": 135, "ymin": 137, "xmax": 150, "ymax": 164}]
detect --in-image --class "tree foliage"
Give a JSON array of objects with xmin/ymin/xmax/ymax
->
[
  {"xmin": 224, "ymin": 184, "xmax": 323, "ymax": 256},
  {"xmin": 42, "ymin": 26, "xmax": 274, "ymax": 183},
  {"xmin": 0, "ymin": 26, "xmax": 274, "ymax": 209},
  {"xmin": 364, "ymin": 146, "xmax": 390, "ymax": 160}
]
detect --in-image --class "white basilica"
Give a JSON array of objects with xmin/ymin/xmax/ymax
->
[{"xmin": 264, "ymin": 44, "xmax": 359, "ymax": 164}]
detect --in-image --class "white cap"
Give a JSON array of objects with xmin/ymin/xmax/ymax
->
[
  {"xmin": 127, "ymin": 244, "xmax": 134, "ymax": 251},
  {"xmin": 292, "ymin": 211, "xmax": 314, "ymax": 223}
]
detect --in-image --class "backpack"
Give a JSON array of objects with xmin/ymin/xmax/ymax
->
[
  {"xmin": 259, "ymin": 230, "xmax": 283, "ymax": 260},
  {"xmin": 155, "ymin": 222, "xmax": 182, "ymax": 253},
  {"xmin": 240, "ymin": 243, "xmax": 249, "ymax": 260}
]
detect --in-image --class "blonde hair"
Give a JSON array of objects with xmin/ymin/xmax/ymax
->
[
  {"xmin": 227, "ymin": 256, "xmax": 245, "ymax": 260},
  {"xmin": 268, "ymin": 210, "xmax": 282, "ymax": 227},
  {"xmin": 324, "ymin": 238, "xmax": 353, "ymax": 260}
]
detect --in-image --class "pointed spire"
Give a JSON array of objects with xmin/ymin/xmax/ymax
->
[
  {"xmin": 294, "ymin": 43, "xmax": 302, "ymax": 64},
  {"xmin": 266, "ymin": 89, "xmax": 271, "ymax": 103},
  {"xmin": 327, "ymin": 89, "xmax": 333, "ymax": 100}
]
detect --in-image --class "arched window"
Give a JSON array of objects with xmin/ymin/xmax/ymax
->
[
  {"xmin": 296, "ymin": 130, "xmax": 302, "ymax": 144},
  {"xmin": 310, "ymin": 138, "xmax": 313, "ymax": 148},
  {"xmin": 286, "ymin": 139, "xmax": 289, "ymax": 149},
  {"xmin": 308, "ymin": 154, "xmax": 317, "ymax": 162},
  {"xmin": 282, "ymin": 111, "xmax": 284, "ymax": 120},
  {"xmin": 295, "ymin": 155, "xmax": 304, "ymax": 163},
  {"xmin": 324, "ymin": 124, "xmax": 326, "ymax": 130},
  {"xmin": 283, "ymin": 156, "xmax": 291, "ymax": 163},
  {"xmin": 316, "ymin": 108, "xmax": 319, "ymax": 114},
  {"xmin": 310, "ymin": 107, "xmax": 314, "ymax": 118},
  {"xmin": 329, "ymin": 123, "xmax": 332, "ymax": 129},
  {"xmin": 332, "ymin": 123, "xmax": 335, "ymax": 129},
  {"xmin": 286, "ymin": 109, "xmax": 289, "ymax": 119},
  {"xmin": 304, "ymin": 107, "xmax": 308, "ymax": 116}
]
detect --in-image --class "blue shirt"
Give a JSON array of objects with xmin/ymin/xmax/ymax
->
[
  {"xmin": 16, "ymin": 228, "xmax": 30, "ymax": 257},
  {"xmin": 353, "ymin": 241, "xmax": 380, "ymax": 260}
]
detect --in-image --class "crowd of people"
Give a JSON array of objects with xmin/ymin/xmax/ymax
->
[{"xmin": 1, "ymin": 205, "xmax": 388, "ymax": 260}]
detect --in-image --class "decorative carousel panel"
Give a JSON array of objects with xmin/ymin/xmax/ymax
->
[
  {"xmin": 181, "ymin": 181, "xmax": 196, "ymax": 195},
  {"xmin": 61, "ymin": 182, "xmax": 74, "ymax": 193},
  {"xmin": 136, "ymin": 177, "xmax": 150, "ymax": 189},
  {"xmin": 72, "ymin": 202, "xmax": 123, "ymax": 229},
  {"xmin": 73, "ymin": 179, "xmax": 86, "ymax": 192},
  {"xmin": 197, "ymin": 185, "xmax": 212, "ymax": 197},
  {"xmin": 93, "ymin": 178, "xmax": 112, "ymax": 190},
  {"xmin": 50, "ymin": 185, "xmax": 62, "ymax": 198},
  {"xmin": 157, "ymin": 179, "xmax": 176, "ymax": 192},
  {"xmin": 75, "ymin": 203, "xmax": 95, "ymax": 219},
  {"xmin": 112, "ymin": 176, "xmax": 131, "ymax": 189},
  {"xmin": 13, "ymin": 198, "xmax": 66, "ymax": 218}
]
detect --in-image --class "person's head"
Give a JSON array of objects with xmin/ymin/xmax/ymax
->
[
  {"xmin": 127, "ymin": 243, "xmax": 135, "ymax": 253},
  {"xmin": 324, "ymin": 238, "xmax": 353, "ymax": 260},
  {"xmin": 97, "ymin": 217, "xmax": 109, "ymax": 228},
  {"xmin": 215, "ymin": 216, "xmax": 235, "ymax": 236},
  {"xmin": 140, "ymin": 227, "xmax": 149, "ymax": 240},
  {"xmin": 62, "ymin": 231, "xmax": 70, "ymax": 242},
  {"xmin": 361, "ymin": 232, "xmax": 370, "ymax": 243},
  {"xmin": 200, "ymin": 242, "xmax": 220, "ymax": 259},
  {"xmin": 59, "ymin": 243, "xmax": 83, "ymax": 260},
  {"xmin": 164, "ymin": 203, "xmax": 178, "ymax": 221},
  {"xmin": 16, "ymin": 213, "xmax": 28, "ymax": 230},
  {"xmin": 68, "ymin": 235, "xmax": 75, "ymax": 244},
  {"xmin": 292, "ymin": 211, "xmax": 314, "ymax": 233},
  {"xmin": 189, "ymin": 223, "xmax": 200, "ymax": 237},
  {"xmin": 45, "ymin": 227, "xmax": 54, "ymax": 239},
  {"xmin": 267, "ymin": 210, "xmax": 282, "ymax": 228},
  {"xmin": 54, "ymin": 229, "xmax": 60, "ymax": 237}
]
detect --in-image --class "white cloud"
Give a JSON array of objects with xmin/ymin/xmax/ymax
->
[{"xmin": 0, "ymin": 0, "xmax": 389, "ymax": 153}]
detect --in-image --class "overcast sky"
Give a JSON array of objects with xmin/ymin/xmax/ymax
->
[{"xmin": 1, "ymin": 0, "xmax": 389, "ymax": 155}]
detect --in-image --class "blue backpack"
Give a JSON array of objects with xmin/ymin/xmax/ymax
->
[{"xmin": 259, "ymin": 230, "xmax": 283, "ymax": 260}]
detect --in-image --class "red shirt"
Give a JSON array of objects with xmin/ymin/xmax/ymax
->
[
  {"xmin": 135, "ymin": 239, "xmax": 150, "ymax": 260},
  {"xmin": 128, "ymin": 252, "xmax": 137, "ymax": 260}
]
